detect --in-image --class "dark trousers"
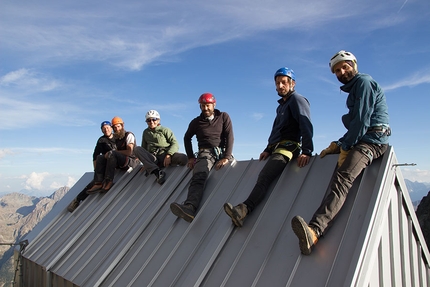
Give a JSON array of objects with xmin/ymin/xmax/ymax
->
[
  {"xmin": 310, "ymin": 142, "xmax": 388, "ymax": 234},
  {"xmin": 185, "ymin": 150, "xmax": 216, "ymax": 209},
  {"xmin": 76, "ymin": 180, "xmax": 94, "ymax": 202},
  {"xmin": 93, "ymin": 151, "xmax": 130, "ymax": 182},
  {"xmin": 244, "ymin": 153, "xmax": 291, "ymax": 213},
  {"xmin": 134, "ymin": 146, "xmax": 187, "ymax": 174}
]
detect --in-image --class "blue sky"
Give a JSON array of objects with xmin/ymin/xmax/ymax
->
[{"xmin": 1, "ymin": 0, "xmax": 429, "ymax": 196}]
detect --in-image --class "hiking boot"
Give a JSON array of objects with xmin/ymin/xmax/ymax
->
[
  {"xmin": 291, "ymin": 216, "xmax": 319, "ymax": 255},
  {"xmin": 155, "ymin": 169, "xmax": 166, "ymax": 185},
  {"xmin": 87, "ymin": 182, "xmax": 103, "ymax": 194},
  {"xmin": 170, "ymin": 202, "xmax": 196, "ymax": 223},
  {"xmin": 223, "ymin": 203, "xmax": 248, "ymax": 227},
  {"xmin": 67, "ymin": 198, "xmax": 79, "ymax": 213},
  {"xmin": 101, "ymin": 179, "xmax": 113, "ymax": 193}
]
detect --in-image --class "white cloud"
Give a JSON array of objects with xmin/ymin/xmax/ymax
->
[
  {"xmin": 401, "ymin": 168, "xmax": 430, "ymax": 183},
  {"xmin": 50, "ymin": 176, "xmax": 77, "ymax": 190},
  {"xmin": 24, "ymin": 172, "xmax": 49, "ymax": 190},
  {"xmin": 0, "ymin": 1, "xmax": 412, "ymax": 71},
  {"xmin": 0, "ymin": 69, "xmax": 61, "ymax": 91},
  {"xmin": 0, "ymin": 97, "xmax": 57, "ymax": 129},
  {"xmin": 1, "ymin": 172, "xmax": 79, "ymax": 196},
  {"xmin": 252, "ymin": 113, "xmax": 264, "ymax": 121},
  {"xmin": 0, "ymin": 149, "xmax": 14, "ymax": 159},
  {"xmin": 0, "ymin": 69, "xmax": 96, "ymax": 130},
  {"xmin": 0, "ymin": 69, "xmax": 29, "ymax": 85},
  {"xmin": 383, "ymin": 72, "xmax": 430, "ymax": 91},
  {"xmin": 49, "ymin": 181, "xmax": 62, "ymax": 190}
]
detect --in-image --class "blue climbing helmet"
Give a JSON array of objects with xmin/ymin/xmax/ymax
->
[
  {"xmin": 274, "ymin": 67, "xmax": 296, "ymax": 81},
  {"xmin": 100, "ymin": 121, "xmax": 111, "ymax": 129}
]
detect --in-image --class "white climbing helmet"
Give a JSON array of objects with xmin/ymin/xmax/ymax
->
[
  {"xmin": 329, "ymin": 50, "xmax": 357, "ymax": 73},
  {"xmin": 145, "ymin": 110, "xmax": 160, "ymax": 120}
]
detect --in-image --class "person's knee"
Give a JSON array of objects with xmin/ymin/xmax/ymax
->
[
  {"xmin": 191, "ymin": 172, "xmax": 208, "ymax": 185},
  {"xmin": 178, "ymin": 153, "xmax": 188, "ymax": 166}
]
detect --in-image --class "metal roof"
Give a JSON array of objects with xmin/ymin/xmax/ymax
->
[{"xmin": 20, "ymin": 146, "xmax": 430, "ymax": 286}]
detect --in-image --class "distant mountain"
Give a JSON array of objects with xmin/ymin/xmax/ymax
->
[
  {"xmin": 0, "ymin": 187, "xmax": 68, "ymax": 286},
  {"xmin": 404, "ymin": 179, "xmax": 430, "ymax": 209},
  {"xmin": 416, "ymin": 191, "xmax": 430, "ymax": 251}
]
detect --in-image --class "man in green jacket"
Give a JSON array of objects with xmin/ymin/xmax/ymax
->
[{"xmin": 134, "ymin": 110, "xmax": 187, "ymax": 185}]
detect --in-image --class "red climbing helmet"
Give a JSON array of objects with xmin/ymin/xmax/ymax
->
[{"xmin": 198, "ymin": 93, "xmax": 216, "ymax": 104}]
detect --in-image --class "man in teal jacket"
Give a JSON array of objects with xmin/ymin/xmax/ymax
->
[
  {"xmin": 134, "ymin": 110, "xmax": 187, "ymax": 185},
  {"xmin": 292, "ymin": 50, "xmax": 391, "ymax": 255}
]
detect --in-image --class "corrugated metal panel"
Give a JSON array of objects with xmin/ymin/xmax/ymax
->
[{"xmin": 20, "ymin": 147, "xmax": 430, "ymax": 287}]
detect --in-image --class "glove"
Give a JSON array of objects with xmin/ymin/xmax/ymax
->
[
  {"xmin": 320, "ymin": 141, "xmax": 340, "ymax": 158},
  {"xmin": 337, "ymin": 148, "xmax": 350, "ymax": 167}
]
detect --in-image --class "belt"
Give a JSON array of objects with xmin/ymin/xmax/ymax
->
[
  {"xmin": 199, "ymin": 148, "xmax": 213, "ymax": 152},
  {"xmin": 367, "ymin": 126, "xmax": 391, "ymax": 135}
]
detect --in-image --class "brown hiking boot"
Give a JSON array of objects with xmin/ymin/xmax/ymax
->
[
  {"xmin": 291, "ymin": 216, "xmax": 319, "ymax": 255},
  {"xmin": 170, "ymin": 202, "xmax": 196, "ymax": 223},
  {"xmin": 67, "ymin": 198, "xmax": 79, "ymax": 212},
  {"xmin": 100, "ymin": 179, "xmax": 113, "ymax": 193},
  {"xmin": 87, "ymin": 182, "xmax": 103, "ymax": 194},
  {"xmin": 223, "ymin": 203, "xmax": 247, "ymax": 227}
]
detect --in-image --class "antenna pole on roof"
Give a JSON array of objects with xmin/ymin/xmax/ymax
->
[{"xmin": 392, "ymin": 163, "xmax": 417, "ymax": 167}]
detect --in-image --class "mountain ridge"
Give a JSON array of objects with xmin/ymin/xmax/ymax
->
[{"xmin": 0, "ymin": 187, "xmax": 68, "ymax": 286}]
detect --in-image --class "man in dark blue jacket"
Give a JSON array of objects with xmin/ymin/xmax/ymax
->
[
  {"xmin": 291, "ymin": 50, "xmax": 391, "ymax": 255},
  {"xmin": 224, "ymin": 67, "xmax": 314, "ymax": 227}
]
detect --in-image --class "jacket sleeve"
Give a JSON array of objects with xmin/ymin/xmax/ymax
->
[
  {"xmin": 341, "ymin": 79, "xmax": 375, "ymax": 150},
  {"xmin": 141, "ymin": 130, "xmax": 147, "ymax": 150},
  {"xmin": 221, "ymin": 112, "xmax": 234, "ymax": 159},
  {"xmin": 293, "ymin": 95, "xmax": 314, "ymax": 156},
  {"xmin": 92, "ymin": 139, "xmax": 101, "ymax": 161},
  {"xmin": 163, "ymin": 127, "xmax": 179, "ymax": 155},
  {"xmin": 184, "ymin": 120, "xmax": 196, "ymax": 159}
]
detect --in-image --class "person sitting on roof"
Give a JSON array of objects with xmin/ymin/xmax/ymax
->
[
  {"xmin": 134, "ymin": 110, "xmax": 187, "ymax": 185},
  {"xmin": 86, "ymin": 116, "xmax": 140, "ymax": 194},
  {"xmin": 170, "ymin": 93, "xmax": 234, "ymax": 223},
  {"xmin": 291, "ymin": 50, "xmax": 391, "ymax": 255},
  {"xmin": 223, "ymin": 67, "xmax": 314, "ymax": 227},
  {"xmin": 67, "ymin": 120, "xmax": 117, "ymax": 212}
]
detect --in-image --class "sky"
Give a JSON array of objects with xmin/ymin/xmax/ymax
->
[{"xmin": 1, "ymin": 0, "xmax": 429, "ymax": 197}]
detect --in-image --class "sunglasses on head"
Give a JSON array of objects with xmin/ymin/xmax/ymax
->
[{"xmin": 146, "ymin": 118, "xmax": 159, "ymax": 123}]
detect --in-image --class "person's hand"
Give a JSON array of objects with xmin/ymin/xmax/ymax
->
[
  {"xmin": 259, "ymin": 151, "xmax": 270, "ymax": 161},
  {"xmin": 337, "ymin": 148, "xmax": 350, "ymax": 167},
  {"xmin": 187, "ymin": 158, "xmax": 195, "ymax": 170},
  {"xmin": 215, "ymin": 158, "xmax": 229, "ymax": 170},
  {"xmin": 320, "ymin": 142, "xmax": 340, "ymax": 158},
  {"xmin": 163, "ymin": 154, "xmax": 172, "ymax": 167},
  {"xmin": 104, "ymin": 150, "xmax": 113, "ymax": 159},
  {"xmin": 297, "ymin": 154, "xmax": 310, "ymax": 168}
]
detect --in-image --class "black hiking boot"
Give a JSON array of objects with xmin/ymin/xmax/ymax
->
[
  {"xmin": 170, "ymin": 202, "xmax": 196, "ymax": 222},
  {"xmin": 155, "ymin": 169, "xmax": 166, "ymax": 185},
  {"xmin": 67, "ymin": 198, "xmax": 79, "ymax": 212}
]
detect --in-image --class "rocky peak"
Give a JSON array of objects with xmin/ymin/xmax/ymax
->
[
  {"xmin": 416, "ymin": 191, "xmax": 430, "ymax": 251},
  {"xmin": 0, "ymin": 187, "xmax": 69, "ymax": 285}
]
